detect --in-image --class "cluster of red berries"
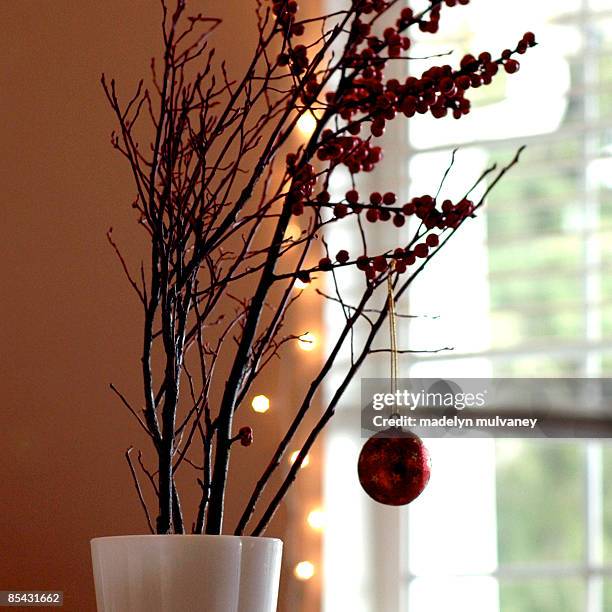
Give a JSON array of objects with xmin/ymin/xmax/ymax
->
[
  {"xmin": 324, "ymin": 192, "xmax": 476, "ymax": 272},
  {"xmin": 333, "ymin": 31, "xmax": 535, "ymax": 133},
  {"xmin": 278, "ymin": 44, "xmax": 309, "ymax": 76},
  {"xmin": 417, "ymin": 4, "xmax": 442, "ymax": 34},
  {"xmin": 352, "ymin": 0, "xmax": 391, "ymax": 15},
  {"xmin": 301, "ymin": 74, "xmax": 321, "ymax": 105},
  {"xmin": 271, "ymin": 0, "xmax": 305, "ymax": 36},
  {"xmin": 398, "ymin": 194, "xmax": 475, "ymax": 229},
  {"xmin": 366, "ymin": 23, "xmax": 412, "ymax": 59},
  {"xmin": 317, "ymin": 233, "xmax": 442, "ymax": 280},
  {"xmin": 323, "ymin": 190, "xmax": 475, "ymax": 230},
  {"xmin": 279, "ymin": 1, "xmax": 535, "ymax": 284},
  {"xmin": 286, "ymin": 155, "xmax": 316, "ymax": 215},
  {"xmin": 311, "ymin": 192, "xmax": 476, "ymax": 279},
  {"xmin": 344, "ymin": 2, "xmax": 461, "ymax": 71},
  {"xmin": 346, "ymin": 1, "xmax": 470, "ymax": 61},
  {"xmin": 315, "ymin": 132, "xmax": 383, "ymax": 174}
]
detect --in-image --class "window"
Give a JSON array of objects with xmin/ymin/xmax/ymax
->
[{"xmin": 323, "ymin": 1, "xmax": 612, "ymax": 611}]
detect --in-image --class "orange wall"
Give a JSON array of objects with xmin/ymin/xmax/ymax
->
[{"xmin": 0, "ymin": 2, "xmax": 322, "ymax": 610}]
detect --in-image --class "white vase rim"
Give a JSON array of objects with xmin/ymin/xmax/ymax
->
[{"xmin": 91, "ymin": 534, "xmax": 282, "ymax": 544}]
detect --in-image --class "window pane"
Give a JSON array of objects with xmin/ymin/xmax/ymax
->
[
  {"xmin": 408, "ymin": 577, "xmax": 498, "ymax": 612},
  {"xmin": 604, "ymin": 579, "xmax": 612, "ymax": 610},
  {"xmin": 602, "ymin": 443, "xmax": 612, "ymax": 563},
  {"xmin": 490, "ymin": 275, "xmax": 582, "ymax": 311},
  {"xmin": 489, "ymin": 235, "xmax": 583, "ymax": 276},
  {"xmin": 408, "ymin": 440, "xmax": 497, "ymax": 576},
  {"xmin": 496, "ymin": 441, "xmax": 585, "ymax": 563},
  {"xmin": 601, "ymin": 353, "xmax": 612, "ymax": 375},
  {"xmin": 590, "ymin": 0, "xmax": 612, "ymax": 11},
  {"xmin": 499, "ymin": 578, "xmax": 585, "ymax": 612},
  {"xmin": 491, "ymin": 356, "xmax": 584, "ymax": 377}
]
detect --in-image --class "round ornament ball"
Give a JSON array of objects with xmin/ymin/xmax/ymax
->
[{"xmin": 357, "ymin": 427, "xmax": 431, "ymax": 506}]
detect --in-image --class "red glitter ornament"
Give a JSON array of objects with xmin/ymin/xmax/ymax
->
[{"xmin": 358, "ymin": 427, "xmax": 430, "ymax": 505}]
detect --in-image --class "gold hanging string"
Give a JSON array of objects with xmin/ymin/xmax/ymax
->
[{"xmin": 387, "ymin": 270, "xmax": 399, "ymax": 409}]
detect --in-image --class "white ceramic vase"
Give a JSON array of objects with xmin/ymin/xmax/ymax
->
[{"xmin": 91, "ymin": 535, "xmax": 283, "ymax": 612}]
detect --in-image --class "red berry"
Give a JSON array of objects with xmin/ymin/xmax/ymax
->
[
  {"xmin": 460, "ymin": 54, "xmax": 477, "ymax": 69},
  {"xmin": 366, "ymin": 208, "xmax": 379, "ymax": 223},
  {"xmin": 238, "ymin": 427, "xmax": 253, "ymax": 447},
  {"xmin": 400, "ymin": 7, "xmax": 413, "ymax": 21},
  {"xmin": 336, "ymin": 249, "xmax": 350, "ymax": 264},
  {"xmin": 523, "ymin": 31, "xmax": 536, "ymax": 46},
  {"xmin": 334, "ymin": 204, "xmax": 348, "ymax": 218},
  {"xmin": 379, "ymin": 209, "xmax": 391, "ymax": 222},
  {"xmin": 371, "ymin": 118, "xmax": 385, "ymax": 137},
  {"xmin": 400, "ymin": 96, "xmax": 417, "ymax": 117},
  {"xmin": 373, "ymin": 255, "xmax": 388, "ymax": 272},
  {"xmin": 393, "ymin": 214, "xmax": 405, "ymax": 227},
  {"xmin": 346, "ymin": 189, "xmax": 360, "ymax": 204},
  {"xmin": 440, "ymin": 77, "xmax": 455, "ymax": 93},
  {"xmin": 356, "ymin": 255, "xmax": 370, "ymax": 271},
  {"xmin": 431, "ymin": 105, "xmax": 448, "ymax": 118},
  {"xmin": 416, "ymin": 99, "xmax": 429, "ymax": 114},
  {"xmin": 319, "ymin": 257, "xmax": 333, "ymax": 271},
  {"xmin": 421, "ymin": 195, "xmax": 434, "ymax": 206},
  {"xmin": 414, "ymin": 243, "xmax": 429, "ymax": 258},
  {"xmin": 455, "ymin": 75, "xmax": 471, "ymax": 90},
  {"xmin": 395, "ymin": 261, "xmax": 407, "ymax": 273},
  {"xmin": 426, "ymin": 234, "xmax": 440, "ymax": 247},
  {"xmin": 317, "ymin": 191, "xmax": 330, "ymax": 203},
  {"xmin": 504, "ymin": 59, "xmax": 520, "ymax": 74},
  {"xmin": 383, "ymin": 27, "xmax": 397, "ymax": 42},
  {"xmin": 485, "ymin": 62, "xmax": 499, "ymax": 76},
  {"xmin": 369, "ymin": 192, "xmax": 382, "ymax": 205},
  {"xmin": 383, "ymin": 191, "xmax": 396, "ymax": 205},
  {"xmin": 402, "ymin": 202, "xmax": 416, "ymax": 215},
  {"xmin": 370, "ymin": 146, "xmax": 382, "ymax": 163}
]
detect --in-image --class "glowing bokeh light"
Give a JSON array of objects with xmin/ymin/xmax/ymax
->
[
  {"xmin": 294, "ymin": 561, "xmax": 315, "ymax": 581},
  {"xmin": 251, "ymin": 394, "xmax": 270, "ymax": 414}
]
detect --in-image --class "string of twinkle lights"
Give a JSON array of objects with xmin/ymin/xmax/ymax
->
[
  {"xmin": 249, "ymin": 266, "xmax": 322, "ymax": 584},
  {"xmin": 246, "ymin": 106, "xmax": 335, "ymax": 586}
]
